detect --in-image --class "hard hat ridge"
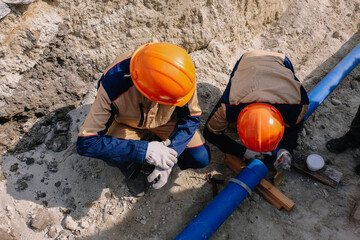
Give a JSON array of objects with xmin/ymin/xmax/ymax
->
[
  {"xmin": 237, "ymin": 103, "xmax": 284, "ymax": 152},
  {"xmin": 130, "ymin": 42, "xmax": 196, "ymax": 107}
]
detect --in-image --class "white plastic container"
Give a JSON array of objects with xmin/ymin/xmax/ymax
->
[{"xmin": 306, "ymin": 154, "xmax": 325, "ymax": 171}]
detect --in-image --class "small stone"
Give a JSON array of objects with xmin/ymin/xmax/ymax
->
[
  {"xmin": 64, "ymin": 216, "xmax": 78, "ymax": 231},
  {"xmin": 55, "ymin": 121, "xmax": 70, "ymax": 133},
  {"xmin": 62, "ymin": 187, "xmax": 72, "ymax": 195},
  {"xmin": 65, "ymin": 197, "xmax": 76, "ymax": 210},
  {"xmin": 25, "ymin": 158, "xmax": 35, "ymax": 165},
  {"xmin": 104, "ymin": 191, "xmax": 112, "ymax": 199},
  {"xmin": 0, "ymin": 2, "xmax": 11, "ymax": 21},
  {"xmin": 22, "ymin": 173, "xmax": 33, "ymax": 181},
  {"xmin": 322, "ymin": 189, "xmax": 329, "ymax": 198},
  {"xmin": 55, "ymin": 230, "xmax": 72, "ymax": 240},
  {"xmin": 301, "ymin": 128, "xmax": 306, "ymax": 137},
  {"xmin": 46, "ymin": 135, "xmax": 68, "ymax": 152},
  {"xmin": 42, "ymin": 201, "xmax": 48, "ymax": 207},
  {"xmin": 36, "ymin": 191, "xmax": 46, "ymax": 199},
  {"xmin": 47, "ymin": 225, "xmax": 57, "ymax": 238},
  {"xmin": 46, "ymin": 160, "xmax": 58, "ymax": 172},
  {"xmin": 15, "ymin": 179, "xmax": 28, "ymax": 191},
  {"xmin": 9, "ymin": 164, "xmax": 19, "ymax": 172},
  {"xmin": 332, "ymin": 31, "xmax": 340, "ymax": 39},
  {"xmin": 55, "ymin": 181, "xmax": 61, "ymax": 187},
  {"xmin": 331, "ymin": 98, "xmax": 341, "ymax": 106},
  {"xmin": 350, "ymin": 80, "xmax": 359, "ymax": 90},
  {"xmin": 6, "ymin": 205, "xmax": 13, "ymax": 212},
  {"xmin": 247, "ymin": 214, "xmax": 257, "ymax": 223},
  {"xmin": 140, "ymin": 219, "xmax": 147, "ymax": 225},
  {"xmin": 352, "ymin": 202, "xmax": 360, "ymax": 222},
  {"xmin": 59, "ymin": 208, "xmax": 71, "ymax": 214},
  {"xmin": 314, "ymin": 223, "xmax": 322, "ymax": 232},
  {"xmin": 0, "ymin": 228, "xmax": 15, "ymax": 240},
  {"xmin": 80, "ymin": 221, "xmax": 89, "ymax": 229},
  {"xmin": 30, "ymin": 208, "xmax": 53, "ymax": 231}
]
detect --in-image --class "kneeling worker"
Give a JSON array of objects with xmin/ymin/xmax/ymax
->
[
  {"xmin": 204, "ymin": 50, "xmax": 309, "ymax": 170},
  {"xmin": 77, "ymin": 43, "xmax": 210, "ymax": 196}
]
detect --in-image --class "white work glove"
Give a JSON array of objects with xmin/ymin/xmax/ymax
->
[
  {"xmin": 236, "ymin": 139, "xmax": 272, "ymax": 160},
  {"xmin": 274, "ymin": 149, "xmax": 292, "ymax": 171},
  {"xmin": 147, "ymin": 166, "xmax": 173, "ymax": 189},
  {"xmin": 145, "ymin": 139, "xmax": 178, "ymax": 170},
  {"xmin": 243, "ymin": 149, "xmax": 272, "ymax": 161}
]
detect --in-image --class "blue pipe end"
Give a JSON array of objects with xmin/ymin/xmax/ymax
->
[{"xmin": 175, "ymin": 159, "xmax": 267, "ymax": 240}]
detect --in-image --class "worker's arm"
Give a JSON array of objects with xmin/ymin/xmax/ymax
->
[
  {"xmin": 203, "ymin": 101, "xmax": 247, "ymax": 158},
  {"xmin": 279, "ymin": 121, "xmax": 304, "ymax": 153},
  {"xmin": 76, "ymin": 81, "xmax": 148, "ymax": 164},
  {"xmin": 76, "ymin": 57, "xmax": 149, "ymax": 164},
  {"xmin": 167, "ymin": 88, "xmax": 202, "ymax": 155}
]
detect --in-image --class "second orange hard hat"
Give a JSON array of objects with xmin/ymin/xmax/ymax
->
[
  {"xmin": 237, "ymin": 103, "xmax": 285, "ymax": 152},
  {"xmin": 130, "ymin": 42, "xmax": 196, "ymax": 107}
]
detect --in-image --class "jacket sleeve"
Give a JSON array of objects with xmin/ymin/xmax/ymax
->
[
  {"xmin": 279, "ymin": 121, "xmax": 304, "ymax": 153},
  {"xmin": 76, "ymin": 82, "xmax": 148, "ymax": 164},
  {"xmin": 167, "ymin": 87, "xmax": 202, "ymax": 155},
  {"xmin": 203, "ymin": 100, "xmax": 247, "ymax": 158}
]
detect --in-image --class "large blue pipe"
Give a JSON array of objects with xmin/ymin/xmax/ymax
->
[
  {"xmin": 305, "ymin": 43, "xmax": 360, "ymax": 120},
  {"xmin": 175, "ymin": 159, "xmax": 268, "ymax": 240}
]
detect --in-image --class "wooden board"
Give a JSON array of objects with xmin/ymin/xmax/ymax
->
[
  {"xmin": 225, "ymin": 154, "xmax": 295, "ymax": 211},
  {"xmin": 255, "ymin": 186, "xmax": 282, "ymax": 210},
  {"xmin": 292, "ymin": 152, "xmax": 343, "ymax": 188},
  {"xmin": 273, "ymin": 170, "xmax": 284, "ymax": 186},
  {"xmin": 257, "ymin": 179, "xmax": 294, "ymax": 211}
]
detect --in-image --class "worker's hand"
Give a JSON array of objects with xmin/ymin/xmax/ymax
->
[
  {"xmin": 145, "ymin": 139, "xmax": 178, "ymax": 170},
  {"xmin": 147, "ymin": 166, "xmax": 173, "ymax": 189},
  {"xmin": 274, "ymin": 149, "xmax": 292, "ymax": 171},
  {"xmin": 243, "ymin": 149, "xmax": 261, "ymax": 160},
  {"xmin": 243, "ymin": 149, "xmax": 272, "ymax": 161}
]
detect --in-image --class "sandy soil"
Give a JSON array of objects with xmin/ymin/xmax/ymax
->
[{"xmin": 1, "ymin": 0, "xmax": 360, "ymax": 239}]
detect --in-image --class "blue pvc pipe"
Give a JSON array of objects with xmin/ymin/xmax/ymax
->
[
  {"xmin": 305, "ymin": 43, "xmax": 360, "ymax": 120},
  {"xmin": 175, "ymin": 159, "xmax": 268, "ymax": 240}
]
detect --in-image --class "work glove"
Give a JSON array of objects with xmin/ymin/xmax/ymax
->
[
  {"xmin": 243, "ymin": 149, "xmax": 272, "ymax": 161},
  {"xmin": 236, "ymin": 139, "xmax": 272, "ymax": 160},
  {"xmin": 274, "ymin": 148, "xmax": 292, "ymax": 171},
  {"xmin": 147, "ymin": 166, "xmax": 173, "ymax": 189},
  {"xmin": 145, "ymin": 139, "xmax": 178, "ymax": 170}
]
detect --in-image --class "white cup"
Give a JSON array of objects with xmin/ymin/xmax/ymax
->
[{"xmin": 306, "ymin": 154, "xmax": 325, "ymax": 171}]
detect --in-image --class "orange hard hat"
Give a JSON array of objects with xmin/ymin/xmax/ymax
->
[
  {"xmin": 237, "ymin": 103, "xmax": 285, "ymax": 152},
  {"xmin": 130, "ymin": 42, "xmax": 196, "ymax": 107}
]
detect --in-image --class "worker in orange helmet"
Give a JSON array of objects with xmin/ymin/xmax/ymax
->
[
  {"xmin": 77, "ymin": 43, "xmax": 210, "ymax": 196},
  {"xmin": 204, "ymin": 50, "xmax": 309, "ymax": 171}
]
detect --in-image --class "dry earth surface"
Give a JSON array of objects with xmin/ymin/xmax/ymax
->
[{"xmin": 0, "ymin": 0, "xmax": 360, "ymax": 239}]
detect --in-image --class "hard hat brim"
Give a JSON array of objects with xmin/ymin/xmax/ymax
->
[{"xmin": 173, "ymin": 84, "xmax": 195, "ymax": 107}]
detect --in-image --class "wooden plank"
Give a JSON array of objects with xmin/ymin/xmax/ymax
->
[
  {"xmin": 258, "ymin": 179, "xmax": 294, "ymax": 211},
  {"xmin": 292, "ymin": 152, "xmax": 343, "ymax": 188},
  {"xmin": 255, "ymin": 185, "xmax": 282, "ymax": 210},
  {"xmin": 224, "ymin": 155, "xmax": 246, "ymax": 172},
  {"xmin": 225, "ymin": 154, "xmax": 295, "ymax": 211},
  {"xmin": 273, "ymin": 170, "xmax": 284, "ymax": 186}
]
